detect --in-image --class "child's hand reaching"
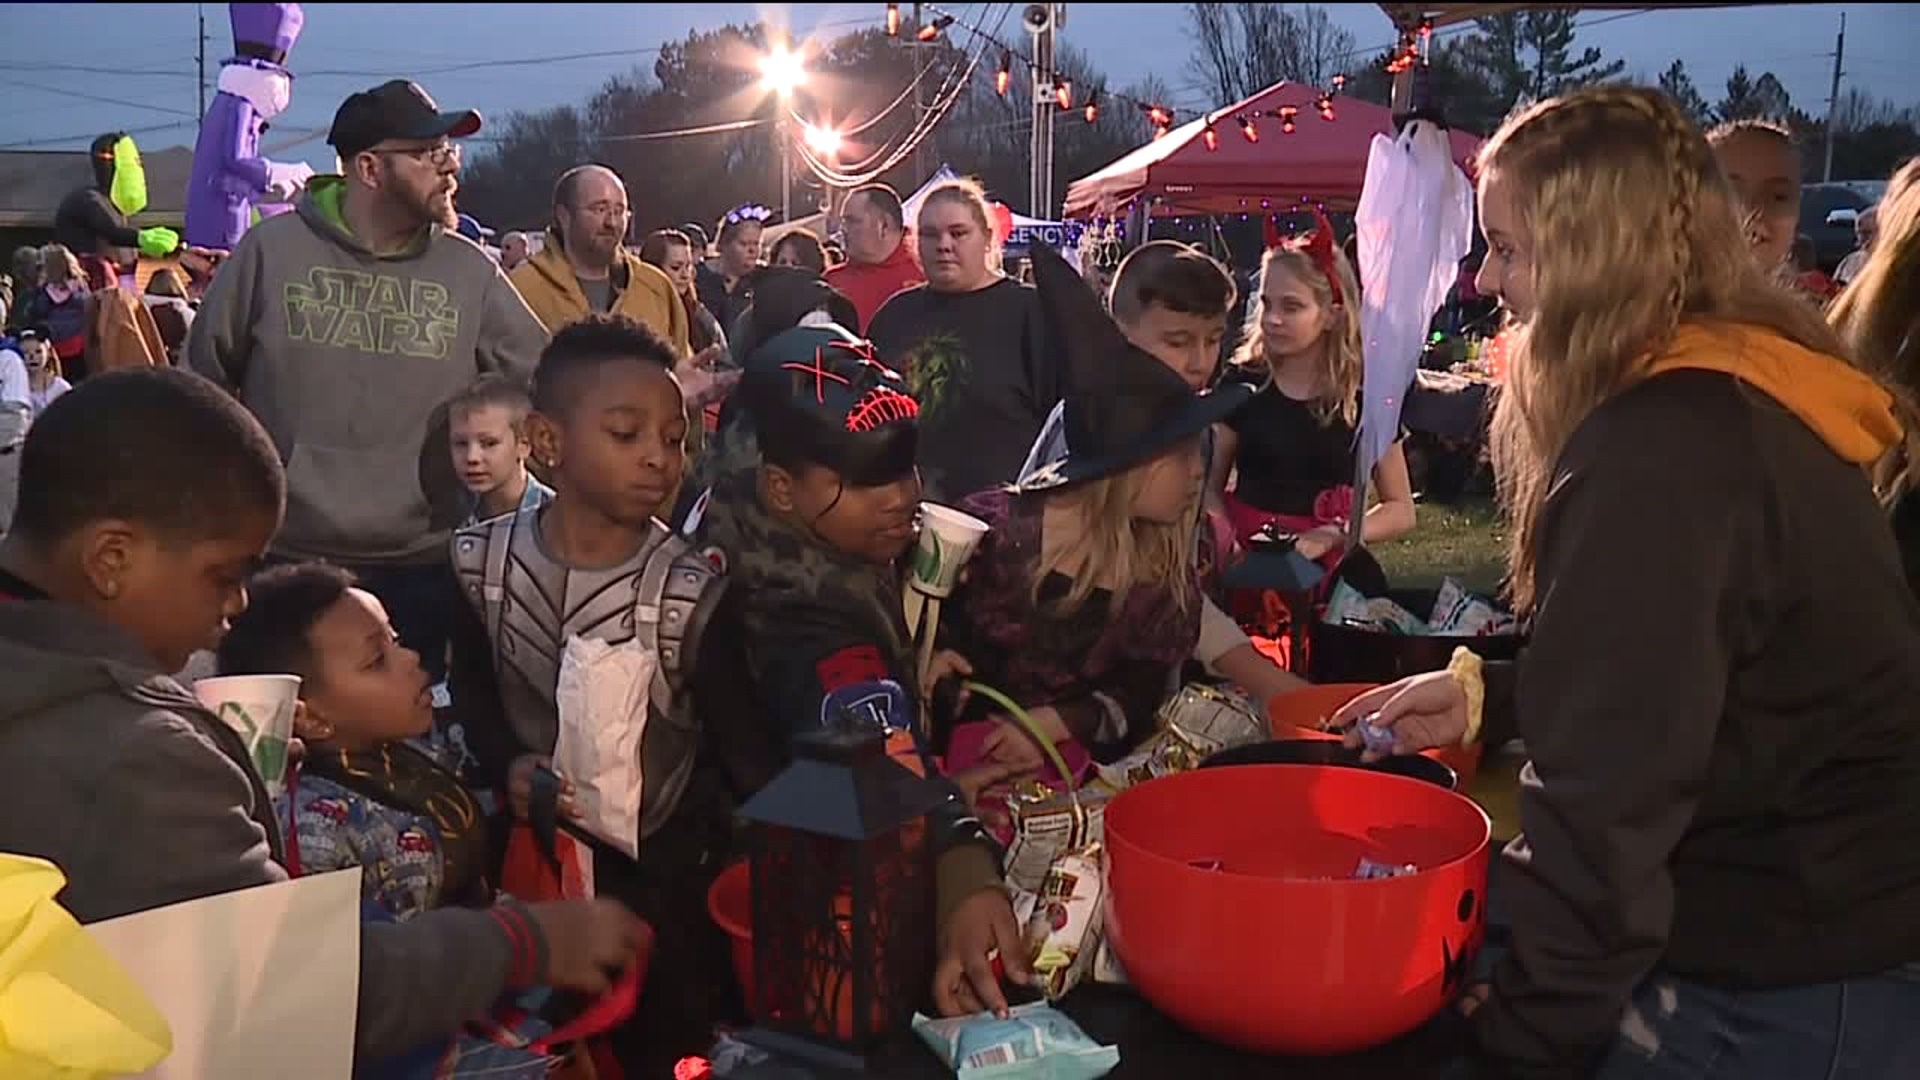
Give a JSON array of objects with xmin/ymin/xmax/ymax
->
[{"xmin": 934, "ymin": 886, "xmax": 1032, "ymax": 1018}]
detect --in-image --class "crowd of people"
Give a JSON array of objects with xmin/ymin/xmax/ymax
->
[{"xmin": 0, "ymin": 68, "xmax": 1916, "ymax": 1080}]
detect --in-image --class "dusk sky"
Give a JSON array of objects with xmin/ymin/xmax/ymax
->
[{"xmin": 3, "ymin": 2, "xmax": 1915, "ymax": 170}]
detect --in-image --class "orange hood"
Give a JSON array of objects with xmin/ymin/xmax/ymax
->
[{"xmin": 1644, "ymin": 322, "xmax": 1902, "ymax": 465}]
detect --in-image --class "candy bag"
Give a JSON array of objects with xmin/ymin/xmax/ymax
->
[
  {"xmin": 1003, "ymin": 780, "xmax": 1115, "ymax": 893},
  {"xmin": 913, "ymin": 1001, "xmax": 1120, "ymax": 1079},
  {"xmin": 1094, "ymin": 729, "xmax": 1202, "ymax": 791},
  {"xmin": 1156, "ymin": 684, "xmax": 1265, "ymax": 757},
  {"xmin": 1090, "ymin": 934, "xmax": 1129, "ymax": 987},
  {"xmin": 1024, "ymin": 844, "xmax": 1105, "ymax": 1001}
]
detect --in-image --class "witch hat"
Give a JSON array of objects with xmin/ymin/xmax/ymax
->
[{"xmin": 1011, "ymin": 244, "xmax": 1252, "ymax": 492}]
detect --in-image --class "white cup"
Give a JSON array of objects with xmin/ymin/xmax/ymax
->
[
  {"xmin": 909, "ymin": 503, "xmax": 991, "ymax": 599},
  {"xmin": 193, "ymin": 674, "xmax": 301, "ymax": 797}
]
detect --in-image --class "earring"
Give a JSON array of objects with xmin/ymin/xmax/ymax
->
[
  {"xmin": 310, "ymin": 722, "xmax": 334, "ymax": 740},
  {"xmin": 101, "ymin": 580, "xmax": 121, "ymax": 600}
]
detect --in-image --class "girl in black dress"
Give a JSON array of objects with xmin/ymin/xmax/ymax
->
[{"xmin": 1208, "ymin": 225, "xmax": 1416, "ymax": 567}]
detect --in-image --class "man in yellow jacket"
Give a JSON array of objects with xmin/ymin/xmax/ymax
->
[{"xmin": 509, "ymin": 164, "xmax": 689, "ymax": 354}]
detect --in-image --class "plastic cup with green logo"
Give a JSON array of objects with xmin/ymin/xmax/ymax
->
[
  {"xmin": 192, "ymin": 674, "xmax": 301, "ymax": 797},
  {"xmin": 909, "ymin": 503, "xmax": 991, "ymax": 599}
]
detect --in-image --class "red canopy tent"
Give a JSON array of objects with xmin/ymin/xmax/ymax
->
[{"xmin": 1061, "ymin": 81, "xmax": 1484, "ymax": 221}]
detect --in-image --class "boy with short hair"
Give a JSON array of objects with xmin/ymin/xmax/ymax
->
[
  {"xmin": 1025, "ymin": 240, "xmax": 1308, "ymax": 707},
  {"xmin": 449, "ymin": 374, "xmax": 552, "ymax": 524},
  {"xmin": 0, "ymin": 368, "xmax": 643, "ymax": 1065},
  {"xmin": 449, "ymin": 314, "xmax": 733, "ymax": 1075}
]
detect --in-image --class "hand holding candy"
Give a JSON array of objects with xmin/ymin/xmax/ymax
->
[{"xmin": 1330, "ymin": 672, "xmax": 1469, "ymax": 761}]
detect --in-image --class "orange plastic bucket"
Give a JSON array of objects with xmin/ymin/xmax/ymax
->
[{"xmin": 1104, "ymin": 764, "xmax": 1491, "ymax": 1055}]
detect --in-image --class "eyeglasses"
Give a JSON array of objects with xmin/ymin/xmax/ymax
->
[{"xmin": 371, "ymin": 142, "xmax": 461, "ymax": 167}]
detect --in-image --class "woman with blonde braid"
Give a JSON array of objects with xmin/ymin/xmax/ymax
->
[{"xmin": 1335, "ymin": 86, "xmax": 1920, "ymax": 1079}]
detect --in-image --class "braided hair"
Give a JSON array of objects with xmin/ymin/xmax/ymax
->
[{"xmin": 1478, "ymin": 85, "xmax": 1847, "ymax": 610}]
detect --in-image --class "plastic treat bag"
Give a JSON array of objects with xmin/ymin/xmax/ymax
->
[
  {"xmin": 553, "ymin": 635, "xmax": 654, "ymax": 859},
  {"xmin": 1324, "ymin": 579, "xmax": 1372, "ymax": 626},
  {"xmin": 913, "ymin": 1001, "xmax": 1119, "ymax": 1079},
  {"xmin": 1024, "ymin": 844, "xmax": 1106, "ymax": 1001},
  {"xmin": 1157, "ymin": 684, "xmax": 1265, "ymax": 757},
  {"xmin": 1094, "ymin": 729, "xmax": 1203, "ymax": 792},
  {"xmin": 1428, "ymin": 577, "xmax": 1472, "ymax": 631},
  {"xmin": 1003, "ymin": 780, "xmax": 1115, "ymax": 894}
]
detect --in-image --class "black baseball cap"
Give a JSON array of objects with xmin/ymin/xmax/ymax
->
[{"xmin": 327, "ymin": 80, "xmax": 482, "ymax": 160}]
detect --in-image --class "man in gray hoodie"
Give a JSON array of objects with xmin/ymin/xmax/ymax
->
[{"xmin": 188, "ymin": 79, "xmax": 545, "ymax": 680}]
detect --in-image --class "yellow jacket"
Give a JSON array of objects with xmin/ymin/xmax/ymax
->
[{"xmin": 509, "ymin": 232, "xmax": 691, "ymax": 355}]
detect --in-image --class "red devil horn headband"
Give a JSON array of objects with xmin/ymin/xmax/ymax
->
[{"xmin": 1266, "ymin": 208, "xmax": 1344, "ymax": 309}]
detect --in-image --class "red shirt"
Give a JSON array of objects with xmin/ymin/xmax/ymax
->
[{"xmin": 824, "ymin": 241, "xmax": 925, "ymax": 334}]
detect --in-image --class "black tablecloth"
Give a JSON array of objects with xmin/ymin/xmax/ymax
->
[{"xmin": 716, "ymin": 867, "xmax": 1513, "ymax": 1078}]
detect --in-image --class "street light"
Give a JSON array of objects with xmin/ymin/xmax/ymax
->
[
  {"xmin": 760, "ymin": 44, "xmax": 809, "ymax": 224},
  {"xmin": 803, "ymin": 123, "xmax": 842, "ymax": 157}
]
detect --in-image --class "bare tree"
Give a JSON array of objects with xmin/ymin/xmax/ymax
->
[{"xmin": 1184, "ymin": 3, "xmax": 1357, "ymax": 106}]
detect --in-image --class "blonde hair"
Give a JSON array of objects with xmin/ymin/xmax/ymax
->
[
  {"xmin": 1231, "ymin": 243, "xmax": 1363, "ymax": 426},
  {"xmin": 1031, "ymin": 466, "xmax": 1198, "ymax": 617},
  {"xmin": 919, "ymin": 178, "xmax": 1003, "ymax": 274},
  {"xmin": 37, "ymin": 244, "xmax": 83, "ymax": 287},
  {"xmin": 1830, "ymin": 158, "xmax": 1920, "ymax": 503},
  {"xmin": 1482, "ymin": 86, "xmax": 1846, "ymax": 611}
]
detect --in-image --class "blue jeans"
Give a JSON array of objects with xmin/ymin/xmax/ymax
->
[{"xmin": 1593, "ymin": 964, "xmax": 1920, "ymax": 1080}]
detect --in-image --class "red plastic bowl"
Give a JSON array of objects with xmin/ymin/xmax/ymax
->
[
  {"xmin": 1268, "ymin": 682, "xmax": 1483, "ymax": 788},
  {"xmin": 707, "ymin": 860, "xmax": 757, "ymax": 1010},
  {"xmin": 1104, "ymin": 764, "xmax": 1491, "ymax": 1056}
]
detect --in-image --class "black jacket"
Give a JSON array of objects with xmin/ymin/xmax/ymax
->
[
  {"xmin": 1472, "ymin": 370, "xmax": 1920, "ymax": 1078},
  {"xmin": 54, "ymin": 185, "xmax": 138, "ymax": 267}
]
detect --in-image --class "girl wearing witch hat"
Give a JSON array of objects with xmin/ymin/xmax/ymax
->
[
  {"xmin": 1210, "ymin": 213, "xmax": 1417, "ymax": 569},
  {"xmin": 931, "ymin": 244, "xmax": 1254, "ymax": 777}
]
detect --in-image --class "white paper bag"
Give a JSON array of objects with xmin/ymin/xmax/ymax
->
[
  {"xmin": 554, "ymin": 635, "xmax": 653, "ymax": 860},
  {"xmin": 84, "ymin": 869, "xmax": 362, "ymax": 1079}
]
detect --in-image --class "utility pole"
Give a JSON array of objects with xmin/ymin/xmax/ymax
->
[
  {"xmin": 196, "ymin": 3, "xmax": 209, "ymax": 118},
  {"xmin": 912, "ymin": 2, "xmax": 927, "ymax": 184},
  {"xmin": 1028, "ymin": 5, "xmax": 1060, "ymax": 219},
  {"xmin": 1821, "ymin": 11, "xmax": 1846, "ymax": 183}
]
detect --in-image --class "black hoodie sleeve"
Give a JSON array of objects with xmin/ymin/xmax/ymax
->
[
  {"xmin": 1471, "ymin": 376, "xmax": 1761, "ymax": 1077},
  {"xmin": 740, "ymin": 601, "xmax": 1006, "ymax": 922},
  {"xmin": 77, "ymin": 189, "xmax": 142, "ymax": 249}
]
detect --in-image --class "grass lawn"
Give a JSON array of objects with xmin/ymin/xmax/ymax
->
[{"xmin": 1371, "ymin": 497, "xmax": 1508, "ymax": 596}]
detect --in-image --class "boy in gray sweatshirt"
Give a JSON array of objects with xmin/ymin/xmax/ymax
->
[{"xmin": 188, "ymin": 79, "xmax": 545, "ymax": 680}]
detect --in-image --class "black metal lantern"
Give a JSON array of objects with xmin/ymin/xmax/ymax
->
[{"xmin": 737, "ymin": 725, "xmax": 948, "ymax": 1069}]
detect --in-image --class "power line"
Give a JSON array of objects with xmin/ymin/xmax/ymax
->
[
  {"xmin": 0, "ymin": 76, "xmax": 198, "ymax": 120},
  {"xmin": 0, "ymin": 119, "xmax": 197, "ymax": 151}
]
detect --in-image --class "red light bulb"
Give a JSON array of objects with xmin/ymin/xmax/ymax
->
[
  {"xmin": 1203, "ymin": 125, "xmax": 1219, "ymax": 151},
  {"xmin": 1240, "ymin": 117, "xmax": 1259, "ymax": 143}
]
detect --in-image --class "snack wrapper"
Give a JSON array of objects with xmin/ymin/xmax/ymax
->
[
  {"xmin": 1353, "ymin": 858, "xmax": 1419, "ymax": 880},
  {"xmin": 1091, "ymin": 934, "xmax": 1130, "ymax": 987},
  {"xmin": 1428, "ymin": 577, "xmax": 1472, "ymax": 630},
  {"xmin": 912, "ymin": 1001, "xmax": 1119, "ymax": 1079},
  {"xmin": 1094, "ymin": 728, "xmax": 1203, "ymax": 791},
  {"xmin": 1362, "ymin": 597, "xmax": 1426, "ymax": 635},
  {"xmin": 1324, "ymin": 579, "xmax": 1372, "ymax": 626},
  {"xmin": 1024, "ymin": 844, "xmax": 1105, "ymax": 1001},
  {"xmin": 1156, "ymin": 684, "xmax": 1266, "ymax": 757},
  {"xmin": 1003, "ymin": 780, "xmax": 1115, "ymax": 894}
]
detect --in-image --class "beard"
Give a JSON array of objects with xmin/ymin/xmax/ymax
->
[{"xmin": 395, "ymin": 176, "xmax": 459, "ymax": 231}]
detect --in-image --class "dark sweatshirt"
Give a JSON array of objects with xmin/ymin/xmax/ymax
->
[
  {"xmin": 1471, "ymin": 325, "xmax": 1920, "ymax": 1078},
  {"xmin": 187, "ymin": 176, "xmax": 547, "ymax": 565},
  {"xmin": 0, "ymin": 586, "xmax": 552, "ymax": 1065}
]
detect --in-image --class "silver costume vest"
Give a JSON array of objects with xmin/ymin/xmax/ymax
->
[{"xmin": 452, "ymin": 509, "xmax": 726, "ymax": 843}]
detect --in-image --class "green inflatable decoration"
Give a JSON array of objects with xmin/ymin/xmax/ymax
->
[
  {"xmin": 109, "ymin": 136, "xmax": 147, "ymax": 217},
  {"xmin": 110, "ymin": 136, "xmax": 181, "ymax": 258}
]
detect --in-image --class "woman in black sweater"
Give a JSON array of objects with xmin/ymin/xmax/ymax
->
[{"xmin": 1340, "ymin": 87, "xmax": 1920, "ymax": 1080}]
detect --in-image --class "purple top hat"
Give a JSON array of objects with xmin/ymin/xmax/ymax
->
[{"xmin": 229, "ymin": 3, "xmax": 305, "ymax": 66}]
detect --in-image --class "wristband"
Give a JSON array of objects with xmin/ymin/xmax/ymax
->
[{"xmin": 1447, "ymin": 646, "xmax": 1484, "ymax": 748}]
